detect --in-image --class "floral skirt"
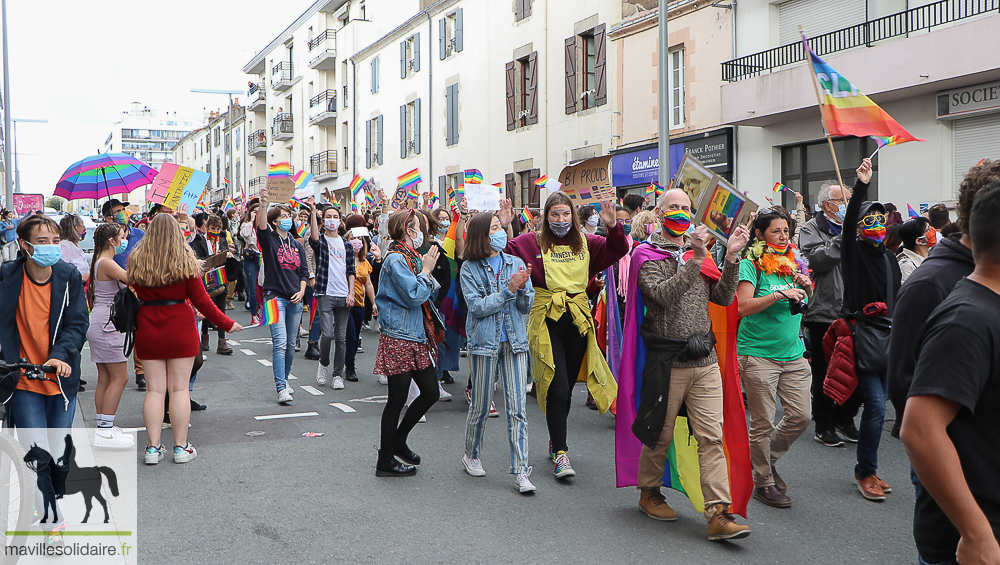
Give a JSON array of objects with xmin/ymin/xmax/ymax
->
[{"xmin": 373, "ymin": 334, "xmax": 437, "ymax": 376}]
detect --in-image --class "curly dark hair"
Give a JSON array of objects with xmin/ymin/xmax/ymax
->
[{"xmin": 957, "ymin": 159, "xmax": 1000, "ymax": 235}]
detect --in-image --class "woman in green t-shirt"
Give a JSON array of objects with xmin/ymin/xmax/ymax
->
[{"xmin": 735, "ymin": 206, "xmax": 814, "ymax": 509}]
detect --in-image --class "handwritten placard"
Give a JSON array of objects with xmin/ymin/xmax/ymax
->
[
  {"xmin": 557, "ymin": 156, "xmax": 615, "ymax": 205},
  {"xmin": 267, "ymin": 175, "xmax": 296, "ymax": 204},
  {"xmin": 148, "ymin": 163, "xmax": 210, "ymax": 211},
  {"xmin": 465, "ymin": 183, "xmax": 502, "ymax": 211}
]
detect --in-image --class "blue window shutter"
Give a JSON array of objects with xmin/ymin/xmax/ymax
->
[{"xmin": 456, "ymin": 9, "xmax": 464, "ymax": 52}]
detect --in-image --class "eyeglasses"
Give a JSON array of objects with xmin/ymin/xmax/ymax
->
[
  {"xmin": 860, "ymin": 213, "xmax": 886, "ymax": 227},
  {"xmin": 758, "ymin": 206, "xmax": 787, "ymax": 217}
]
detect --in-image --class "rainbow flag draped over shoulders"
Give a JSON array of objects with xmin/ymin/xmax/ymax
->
[
  {"xmin": 438, "ymin": 210, "xmax": 466, "ymax": 336},
  {"xmin": 804, "ymin": 36, "xmax": 923, "ymax": 147},
  {"xmin": 615, "ymin": 243, "xmax": 752, "ymax": 517}
]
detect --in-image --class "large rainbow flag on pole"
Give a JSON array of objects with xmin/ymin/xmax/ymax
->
[
  {"xmin": 615, "ymin": 243, "xmax": 752, "ymax": 517},
  {"xmin": 803, "ymin": 35, "xmax": 923, "ymax": 148}
]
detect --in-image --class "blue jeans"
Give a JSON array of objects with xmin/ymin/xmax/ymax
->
[
  {"xmin": 918, "ymin": 556, "xmax": 958, "ymax": 565},
  {"xmin": 855, "ymin": 370, "xmax": 887, "ymax": 478},
  {"xmin": 268, "ymin": 296, "xmax": 303, "ymax": 392},
  {"xmin": 436, "ymin": 326, "xmax": 461, "ymax": 377},
  {"xmin": 9, "ymin": 389, "xmax": 77, "ymax": 429},
  {"xmin": 345, "ymin": 306, "xmax": 365, "ymax": 369},
  {"xmin": 242, "ymin": 253, "xmax": 260, "ymax": 315}
]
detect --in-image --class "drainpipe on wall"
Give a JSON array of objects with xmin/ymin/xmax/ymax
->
[
  {"xmin": 730, "ymin": 0, "xmax": 739, "ymax": 187},
  {"xmin": 425, "ymin": 11, "xmax": 433, "ymax": 194},
  {"xmin": 351, "ymin": 59, "xmax": 357, "ymax": 178}
]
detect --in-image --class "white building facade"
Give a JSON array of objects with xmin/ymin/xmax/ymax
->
[
  {"xmin": 172, "ymin": 105, "xmax": 249, "ymax": 207},
  {"xmin": 721, "ymin": 0, "xmax": 1000, "ymax": 212}
]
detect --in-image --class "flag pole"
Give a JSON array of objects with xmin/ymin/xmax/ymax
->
[{"xmin": 801, "ymin": 28, "xmax": 847, "ymax": 192}]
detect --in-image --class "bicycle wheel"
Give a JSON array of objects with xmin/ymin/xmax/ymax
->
[{"xmin": 0, "ymin": 432, "xmax": 31, "ymax": 565}]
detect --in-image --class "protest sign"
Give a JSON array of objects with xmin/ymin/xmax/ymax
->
[
  {"xmin": 147, "ymin": 163, "xmax": 210, "ymax": 211},
  {"xmin": 695, "ymin": 176, "xmax": 758, "ymax": 243},
  {"xmin": 673, "ymin": 154, "xmax": 715, "ymax": 210},
  {"xmin": 558, "ymin": 156, "xmax": 615, "ymax": 205},
  {"xmin": 12, "ymin": 193, "xmax": 43, "ymax": 216},
  {"xmin": 267, "ymin": 175, "xmax": 296, "ymax": 204},
  {"xmin": 465, "ymin": 183, "xmax": 503, "ymax": 211}
]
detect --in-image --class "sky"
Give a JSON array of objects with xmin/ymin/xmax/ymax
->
[{"xmin": 6, "ymin": 0, "xmax": 310, "ymax": 199}]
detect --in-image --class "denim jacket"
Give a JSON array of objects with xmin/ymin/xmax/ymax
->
[
  {"xmin": 375, "ymin": 251, "xmax": 440, "ymax": 343},
  {"xmin": 460, "ymin": 252, "xmax": 533, "ymax": 356}
]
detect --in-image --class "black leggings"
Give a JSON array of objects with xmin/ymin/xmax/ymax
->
[
  {"xmin": 380, "ymin": 365, "xmax": 439, "ymax": 454},
  {"xmin": 545, "ymin": 313, "xmax": 588, "ymax": 453}
]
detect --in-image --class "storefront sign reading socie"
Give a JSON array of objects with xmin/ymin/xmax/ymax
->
[{"xmin": 937, "ymin": 80, "xmax": 1000, "ymax": 119}]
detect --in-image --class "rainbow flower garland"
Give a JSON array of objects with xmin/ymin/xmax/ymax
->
[{"xmin": 745, "ymin": 240, "xmax": 809, "ymax": 277}]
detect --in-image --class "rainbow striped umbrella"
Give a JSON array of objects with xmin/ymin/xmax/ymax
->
[{"xmin": 54, "ymin": 153, "xmax": 158, "ymax": 200}]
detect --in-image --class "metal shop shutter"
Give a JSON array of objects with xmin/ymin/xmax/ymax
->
[
  {"xmin": 954, "ymin": 114, "xmax": 1000, "ymax": 195},
  {"xmin": 778, "ymin": 0, "xmax": 866, "ymax": 46}
]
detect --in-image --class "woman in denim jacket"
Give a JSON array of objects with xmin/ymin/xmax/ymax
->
[
  {"xmin": 459, "ymin": 213, "xmax": 536, "ymax": 493},
  {"xmin": 373, "ymin": 210, "xmax": 441, "ymax": 477}
]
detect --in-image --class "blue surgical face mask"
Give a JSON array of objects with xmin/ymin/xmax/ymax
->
[
  {"xmin": 439, "ymin": 220, "xmax": 451, "ymax": 233},
  {"xmin": 489, "ymin": 230, "xmax": 508, "ymax": 252},
  {"xmin": 27, "ymin": 243, "xmax": 61, "ymax": 267},
  {"xmin": 278, "ymin": 218, "xmax": 293, "ymax": 232},
  {"xmin": 114, "ymin": 239, "xmax": 128, "ymax": 255},
  {"xmin": 833, "ymin": 204, "xmax": 847, "ymax": 223}
]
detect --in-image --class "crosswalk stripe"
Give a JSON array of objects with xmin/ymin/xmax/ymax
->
[
  {"xmin": 228, "ymin": 340, "xmax": 241, "ymax": 346},
  {"xmin": 253, "ymin": 411, "xmax": 319, "ymax": 421},
  {"xmin": 330, "ymin": 403, "xmax": 356, "ymax": 413},
  {"xmin": 257, "ymin": 359, "xmax": 272, "ymax": 366},
  {"xmin": 287, "ymin": 374, "xmax": 298, "ymax": 380},
  {"xmin": 300, "ymin": 385, "xmax": 324, "ymax": 396},
  {"xmin": 240, "ymin": 349, "xmax": 256, "ymax": 356}
]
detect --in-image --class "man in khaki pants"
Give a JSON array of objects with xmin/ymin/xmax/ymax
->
[{"xmin": 633, "ymin": 189, "xmax": 751, "ymax": 541}]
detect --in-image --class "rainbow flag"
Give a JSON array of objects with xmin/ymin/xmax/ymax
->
[
  {"xmin": 398, "ymin": 168, "xmax": 422, "ymax": 190},
  {"xmin": 615, "ymin": 244, "xmax": 752, "ymax": 517},
  {"xmin": 233, "ymin": 193, "xmax": 245, "ymax": 206},
  {"xmin": 773, "ymin": 182, "xmax": 789, "ymax": 193},
  {"xmin": 644, "ymin": 182, "xmax": 665, "ymax": 198},
  {"xmin": 491, "ymin": 182, "xmax": 502, "ymax": 188},
  {"xmin": 364, "ymin": 188, "xmax": 377, "ymax": 207},
  {"xmin": 766, "ymin": 196, "xmax": 774, "ymax": 205},
  {"xmin": 222, "ymin": 197, "xmax": 235, "ymax": 213},
  {"xmin": 201, "ymin": 267, "xmax": 228, "ymax": 289},
  {"xmin": 907, "ymin": 204, "xmax": 919, "ymax": 218},
  {"xmin": 438, "ymin": 210, "xmax": 466, "ymax": 337},
  {"xmin": 407, "ymin": 185, "xmax": 420, "ymax": 200},
  {"xmin": 294, "ymin": 221, "xmax": 307, "ymax": 238},
  {"xmin": 804, "ymin": 36, "xmax": 923, "ymax": 147},
  {"xmin": 268, "ymin": 162, "xmax": 292, "ymax": 177},
  {"xmin": 534, "ymin": 175, "xmax": 548, "ymax": 187},
  {"xmin": 446, "ymin": 185, "xmax": 458, "ymax": 209},
  {"xmin": 262, "ymin": 297, "xmax": 281, "ymax": 326},
  {"xmin": 464, "ymin": 169, "xmax": 483, "ymax": 185},
  {"xmin": 292, "ymin": 171, "xmax": 313, "ymax": 188},
  {"xmin": 289, "ymin": 196, "xmax": 309, "ymax": 210},
  {"xmin": 520, "ymin": 208, "xmax": 533, "ymax": 224},
  {"xmin": 427, "ymin": 193, "xmax": 440, "ymax": 209},
  {"xmin": 348, "ymin": 174, "xmax": 367, "ymax": 196}
]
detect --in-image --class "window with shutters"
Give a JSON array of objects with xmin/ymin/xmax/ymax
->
[
  {"xmin": 401, "ymin": 100, "xmax": 420, "ymax": 157},
  {"xmin": 567, "ymin": 23, "xmax": 606, "ymax": 114},
  {"xmin": 216, "ymin": 157, "xmax": 221, "ymax": 187},
  {"xmin": 507, "ymin": 52, "xmax": 538, "ymax": 130},
  {"xmin": 514, "ymin": 0, "xmax": 533, "ymax": 22},
  {"xmin": 440, "ymin": 9, "xmax": 463, "ymax": 60},
  {"xmin": 371, "ymin": 56, "xmax": 380, "ymax": 93},
  {"xmin": 446, "ymin": 84, "xmax": 459, "ymax": 146},
  {"xmin": 366, "ymin": 115, "xmax": 384, "ymax": 169},
  {"xmin": 401, "ymin": 34, "xmax": 420, "ymax": 78},
  {"xmin": 669, "ymin": 47, "xmax": 685, "ymax": 129}
]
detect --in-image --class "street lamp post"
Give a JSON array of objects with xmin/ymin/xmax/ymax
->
[
  {"xmin": 657, "ymin": 0, "xmax": 670, "ymax": 194},
  {"xmin": 2, "ymin": 0, "xmax": 11, "ymax": 211},
  {"xmin": 12, "ymin": 118, "xmax": 47, "ymax": 194},
  {"xmin": 191, "ymin": 88, "xmax": 242, "ymax": 202}
]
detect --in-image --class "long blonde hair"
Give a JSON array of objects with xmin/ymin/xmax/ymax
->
[{"xmin": 127, "ymin": 214, "xmax": 201, "ymax": 287}]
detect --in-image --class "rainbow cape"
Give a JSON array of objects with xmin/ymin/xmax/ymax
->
[
  {"xmin": 907, "ymin": 204, "xmax": 919, "ymax": 218},
  {"xmin": 615, "ymin": 242, "xmax": 752, "ymax": 517},
  {"xmin": 438, "ymin": 210, "xmax": 466, "ymax": 336},
  {"xmin": 804, "ymin": 37, "xmax": 923, "ymax": 147},
  {"xmin": 268, "ymin": 162, "xmax": 292, "ymax": 177}
]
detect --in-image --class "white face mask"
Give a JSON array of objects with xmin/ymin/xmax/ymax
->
[
  {"xmin": 324, "ymin": 218, "xmax": 341, "ymax": 231},
  {"xmin": 409, "ymin": 228, "xmax": 424, "ymax": 249},
  {"xmin": 586, "ymin": 216, "xmax": 600, "ymax": 227}
]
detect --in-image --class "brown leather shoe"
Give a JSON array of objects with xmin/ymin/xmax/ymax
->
[
  {"xmin": 216, "ymin": 343, "xmax": 234, "ymax": 356},
  {"xmin": 200, "ymin": 332, "xmax": 209, "ymax": 352},
  {"xmin": 639, "ymin": 488, "xmax": 678, "ymax": 521},
  {"xmin": 772, "ymin": 466, "xmax": 787, "ymax": 493},
  {"xmin": 855, "ymin": 474, "xmax": 886, "ymax": 501},
  {"xmin": 875, "ymin": 474, "xmax": 892, "ymax": 493},
  {"xmin": 753, "ymin": 486, "xmax": 791, "ymax": 508},
  {"xmin": 707, "ymin": 504, "xmax": 751, "ymax": 541}
]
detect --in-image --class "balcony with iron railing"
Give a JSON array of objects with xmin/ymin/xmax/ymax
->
[
  {"xmin": 308, "ymin": 30, "xmax": 337, "ymax": 70},
  {"xmin": 248, "ymin": 82, "xmax": 266, "ymax": 112},
  {"xmin": 310, "ymin": 150, "xmax": 338, "ymax": 180},
  {"xmin": 272, "ymin": 114, "xmax": 293, "ymax": 141},
  {"xmin": 723, "ymin": 0, "xmax": 1000, "ymax": 82},
  {"xmin": 271, "ymin": 62, "xmax": 296, "ymax": 91},
  {"xmin": 247, "ymin": 175, "xmax": 266, "ymax": 196},
  {"xmin": 308, "ymin": 90, "xmax": 338, "ymax": 126},
  {"xmin": 720, "ymin": 0, "xmax": 1000, "ymax": 126},
  {"xmin": 249, "ymin": 129, "xmax": 267, "ymax": 155}
]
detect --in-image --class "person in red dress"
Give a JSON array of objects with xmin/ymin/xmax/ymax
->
[{"xmin": 126, "ymin": 214, "xmax": 243, "ymax": 465}]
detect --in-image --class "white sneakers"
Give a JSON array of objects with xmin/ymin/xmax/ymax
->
[
  {"xmin": 94, "ymin": 426, "xmax": 135, "ymax": 449},
  {"xmin": 438, "ymin": 382, "xmax": 452, "ymax": 401},
  {"xmin": 488, "ymin": 402, "xmax": 499, "ymax": 418},
  {"xmin": 377, "ymin": 374, "xmax": 388, "ymax": 385},
  {"xmin": 515, "ymin": 467, "xmax": 536, "ymax": 493},
  {"xmin": 277, "ymin": 388, "xmax": 293, "ymax": 404},
  {"xmin": 316, "ymin": 364, "xmax": 329, "ymax": 386},
  {"xmin": 463, "ymin": 454, "xmax": 486, "ymax": 477},
  {"xmin": 173, "ymin": 443, "xmax": 198, "ymax": 464},
  {"xmin": 331, "ymin": 376, "xmax": 345, "ymax": 390},
  {"xmin": 144, "ymin": 445, "xmax": 166, "ymax": 465}
]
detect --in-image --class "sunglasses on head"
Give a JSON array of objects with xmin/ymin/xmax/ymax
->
[
  {"xmin": 758, "ymin": 206, "xmax": 787, "ymax": 217},
  {"xmin": 861, "ymin": 213, "xmax": 886, "ymax": 227}
]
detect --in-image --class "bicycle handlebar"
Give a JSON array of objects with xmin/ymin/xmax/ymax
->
[{"xmin": 0, "ymin": 360, "xmax": 58, "ymax": 381}]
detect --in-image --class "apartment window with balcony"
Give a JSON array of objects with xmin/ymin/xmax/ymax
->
[
  {"xmin": 371, "ymin": 56, "xmax": 380, "ymax": 93},
  {"xmin": 506, "ymin": 51, "xmax": 537, "ymax": 130},
  {"xmin": 669, "ymin": 47, "xmax": 685, "ymax": 129},
  {"xmin": 400, "ymin": 99, "xmax": 421, "ymax": 158},
  {"xmin": 565, "ymin": 24, "xmax": 606, "ymax": 114},
  {"xmin": 365, "ymin": 114, "xmax": 383, "ymax": 168},
  {"xmin": 438, "ymin": 9, "xmax": 463, "ymax": 60},
  {"xmin": 400, "ymin": 34, "xmax": 420, "ymax": 78},
  {"xmin": 445, "ymin": 84, "xmax": 459, "ymax": 146}
]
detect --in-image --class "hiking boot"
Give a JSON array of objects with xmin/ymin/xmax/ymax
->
[
  {"xmin": 753, "ymin": 486, "xmax": 792, "ymax": 508},
  {"xmin": 345, "ymin": 367, "xmax": 359, "ymax": 382},
  {"xmin": 217, "ymin": 343, "xmax": 234, "ymax": 355},
  {"xmin": 303, "ymin": 342, "xmax": 321, "ymax": 360},
  {"xmin": 639, "ymin": 488, "xmax": 678, "ymax": 521},
  {"xmin": 814, "ymin": 429, "xmax": 845, "ymax": 447},
  {"xmin": 707, "ymin": 504, "xmax": 751, "ymax": 541},
  {"xmin": 855, "ymin": 474, "xmax": 886, "ymax": 501}
]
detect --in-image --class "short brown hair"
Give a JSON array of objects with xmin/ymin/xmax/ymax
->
[
  {"xmin": 266, "ymin": 204, "xmax": 293, "ymax": 228},
  {"xmin": 463, "ymin": 213, "xmax": 496, "ymax": 262},
  {"xmin": 16, "ymin": 213, "xmax": 59, "ymax": 242},
  {"xmin": 386, "ymin": 209, "xmax": 422, "ymax": 241},
  {"xmin": 536, "ymin": 191, "xmax": 583, "ymax": 254},
  {"xmin": 206, "ymin": 214, "xmax": 224, "ymax": 230},
  {"xmin": 958, "ymin": 159, "xmax": 1000, "ymax": 234},
  {"xmin": 927, "ymin": 203, "xmax": 950, "ymax": 230}
]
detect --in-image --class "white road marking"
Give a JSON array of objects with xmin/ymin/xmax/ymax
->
[
  {"xmin": 257, "ymin": 359, "xmax": 272, "ymax": 366},
  {"xmin": 349, "ymin": 395, "xmax": 388, "ymax": 403},
  {"xmin": 300, "ymin": 385, "xmax": 324, "ymax": 396},
  {"xmin": 287, "ymin": 374, "xmax": 298, "ymax": 380},
  {"xmin": 228, "ymin": 340, "xmax": 241, "ymax": 346},
  {"xmin": 202, "ymin": 355, "xmax": 207, "ymax": 360},
  {"xmin": 253, "ymin": 411, "xmax": 319, "ymax": 421},
  {"xmin": 240, "ymin": 348, "xmax": 256, "ymax": 356},
  {"xmin": 330, "ymin": 403, "xmax": 356, "ymax": 413},
  {"xmin": 121, "ymin": 427, "xmax": 146, "ymax": 433}
]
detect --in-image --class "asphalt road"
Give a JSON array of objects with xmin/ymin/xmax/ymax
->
[{"xmin": 77, "ymin": 307, "xmax": 919, "ymax": 564}]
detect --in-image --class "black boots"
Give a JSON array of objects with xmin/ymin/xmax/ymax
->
[
  {"xmin": 304, "ymin": 342, "xmax": 321, "ymax": 360},
  {"xmin": 393, "ymin": 444, "xmax": 420, "ymax": 466},
  {"xmin": 375, "ymin": 450, "xmax": 416, "ymax": 477},
  {"xmin": 345, "ymin": 366, "xmax": 359, "ymax": 382}
]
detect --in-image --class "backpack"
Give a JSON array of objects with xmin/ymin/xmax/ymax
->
[{"xmin": 107, "ymin": 283, "xmax": 140, "ymax": 357}]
